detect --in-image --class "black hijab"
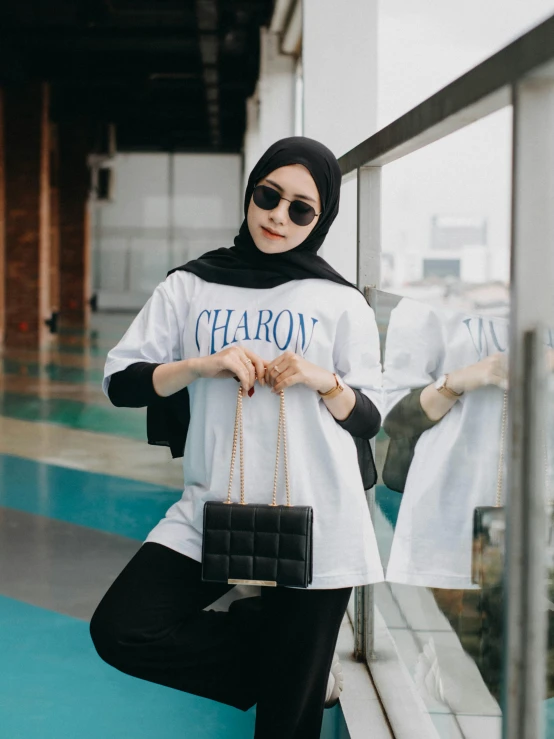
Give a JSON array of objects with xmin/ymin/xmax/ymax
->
[
  {"xmin": 146, "ymin": 136, "xmax": 376, "ymax": 489},
  {"xmin": 167, "ymin": 136, "xmax": 361, "ymax": 292}
]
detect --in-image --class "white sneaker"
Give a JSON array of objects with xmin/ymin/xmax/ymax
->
[{"xmin": 325, "ymin": 653, "xmax": 343, "ymax": 708}]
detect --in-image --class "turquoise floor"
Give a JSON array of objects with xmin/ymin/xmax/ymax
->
[
  {"xmin": 0, "ymin": 596, "xmax": 257, "ymax": 739},
  {"xmin": 0, "ymin": 316, "xmax": 349, "ymax": 739}
]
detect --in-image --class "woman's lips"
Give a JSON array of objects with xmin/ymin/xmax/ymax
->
[{"xmin": 261, "ymin": 226, "xmax": 285, "ymax": 241}]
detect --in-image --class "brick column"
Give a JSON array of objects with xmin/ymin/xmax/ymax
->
[
  {"xmin": 0, "ymin": 90, "xmax": 6, "ymax": 348},
  {"xmin": 4, "ymin": 82, "xmax": 51, "ymax": 350},
  {"xmin": 58, "ymin": 122, "xmax": 91, "ymax": 327},
  {"xmin": 48, "ymin": 123, "xmax": 60, "ymax": 330}
]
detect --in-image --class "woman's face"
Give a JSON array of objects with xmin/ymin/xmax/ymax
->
[{"xmin": 247, "ymin": 164, "xmax": 322, "ymax": 254}]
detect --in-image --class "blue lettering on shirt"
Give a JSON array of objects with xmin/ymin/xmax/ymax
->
[
  {"xmin": 273, "ymin": 310, "xmax": 294, "ymax": 351},
  {"xmin": 254, "ymin": 310, "xmax": 274, "ymax": 343},
  {"xmin": 195, "ymin": 310, "xmax": 211, "ymax": 351},
  {"xmin": 211, "ymin": 309, "xmax": 234, "ymax": 355},
  {"xmin": 295, "ymin": 314, "xmax": 319, "ymax": 354},
  {"xmin": 231, "ymin": 310, "xmax": 251, "ymax": 343},
  {"xmin": 463, "ymin": 317, "xmax": 508, "ymax": 359},
  {"xmin": 194, "ymin": 307, "xmax": 320, "ymax": 356}
]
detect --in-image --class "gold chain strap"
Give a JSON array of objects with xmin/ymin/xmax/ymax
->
[
  {"xmin": 496, "ymin": 389, "xmax": 551, "ymax": 507},
  {"xmin": 226, "ymin": 386, "xmax": 291, "ymax": 507},
  {"xmin": 495, "ymin": 391, "xmax": 508, "ymax": 507}
]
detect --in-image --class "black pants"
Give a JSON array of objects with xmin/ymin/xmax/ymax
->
[{"xmin": 90, "ymin": 542, "xmax": 351, "ymax": 739}]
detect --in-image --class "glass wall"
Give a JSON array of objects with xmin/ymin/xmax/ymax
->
[
  {"xmin": 545, "ymin": 331, "xmax": 554, "ymax": 736},
  {"xmin": 364, "ymin": 109, "xmax": 513, "ymax": 738},
  {"xmin": 373, "ymin": 291, "xmax": 507, "ymax": 737},
  {"xmin": 355, "ymin": 25, "xmax": 554, "ymax": 737},
  {"xmin": 380, "ymin": 108, "xmax": 512, "ymax": 317}
]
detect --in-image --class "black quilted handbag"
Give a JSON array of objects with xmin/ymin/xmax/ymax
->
[{"xmin": 202, "ymin": 386, "xmax": 313, "ymax": 588}]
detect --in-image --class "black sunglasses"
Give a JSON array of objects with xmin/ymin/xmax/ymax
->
[{"xmin": 252, "ymin": 184, "xmax": 321, "ymax": 227}]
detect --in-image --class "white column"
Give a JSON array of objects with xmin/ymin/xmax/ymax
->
[
  {"xmin": 258, "ymin": 29, "xmax": 296, "ymax": 151},
  {"xmin": 302, "ymin": 0, "xmax": 378, "ymax": 282},
  {"xmin": 243, "ymin": 90, "xmax": 260, "ymax": 195},
  {"xmin": 0, "ymin": 90, "xmax": 4, "ymax": 348},
  {"xmin": 243, "ymin": 28, "xmax": 296, "ymax": 191}
]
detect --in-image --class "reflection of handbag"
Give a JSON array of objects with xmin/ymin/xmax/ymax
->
[
  {"xmin": 471, "ymin": 391, "xmax": 508, "ymax": 586},
  {"xmin": 201, "ymin": 386, "xmax": 313, "ymax": 589},
  {"xmin": 472, "ymin": 391, "xmax": 552, "ymax": 586}
]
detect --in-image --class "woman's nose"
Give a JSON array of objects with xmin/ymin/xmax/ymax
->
[{"xmin": 269, "ymin": 199, "xmax": 289, "ymax": 225}]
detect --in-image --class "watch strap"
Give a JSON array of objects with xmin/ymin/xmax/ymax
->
[
  {"xmin": 318, "ymin": 373, "xmax": 344, "ymax": 398},
  {"xmin": 437, "ymin": 374, "xmax": 463, "ymax": 399}
]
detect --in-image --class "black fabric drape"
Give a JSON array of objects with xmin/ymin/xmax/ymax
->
[{"xmin": 381, "ymin": 386, "xmax": 439, "ymax": 493}]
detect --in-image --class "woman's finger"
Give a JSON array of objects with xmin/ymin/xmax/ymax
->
[
  {"xmin": 228, "ymin": 357, "xmax": 252, "ymax": 395},
  {"xmin": 264, "ymin": 361, "xmax": 274, "ymax": 386},
  {"xmin": 265, "ymin": 359, "xmax": 287, "ymax": 388},
  {"xmin": 232, "ymin": 348, "xmax": 256, "ymax": 389},
  {"xmin": 244, "ymin": 355, "xmax": 256, "ymax": 388},
  {"xmin": 271, "ymin": 365, "xmax": 295, "ymax": 388},
  {"xmin": 243, "ymin": 349, "xmax": 266, "ymax": 387},
  {"xmin": 273, "ymin": 371, "xmax": 300, "ymax": 394}
]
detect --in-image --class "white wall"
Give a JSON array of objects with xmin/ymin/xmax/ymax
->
[
  {"xmin": 93, "ymin": 153, "xmax": 241, "ymax": 309},
  {"xmin": 242, "ymin": 28, "xmax": 296, "ymax": 193},
  {"xmin": 258, "ymin": 29, "xmax": 296, "ymax": 157}
]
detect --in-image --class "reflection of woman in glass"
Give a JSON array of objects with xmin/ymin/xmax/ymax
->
[{"xmin": 382, "ymin": 297, "xmax": 508, "ymax": 590}]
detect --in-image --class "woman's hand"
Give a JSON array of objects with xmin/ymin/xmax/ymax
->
[
  {"xmin": 194, "ymin": 346, "xmax": 266, "ymax": 396},
  {"xmin": 447, "ymin": 352, "xmax": 509, "ymax": 394},
  {"xmin": 264, "ymin": 351, "xmax": 336, "ymax": 394}
]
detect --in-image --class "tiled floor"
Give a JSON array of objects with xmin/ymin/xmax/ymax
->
[{"xmin": 0, "ymin": 313, "xmax": 347, "ymax": 738}]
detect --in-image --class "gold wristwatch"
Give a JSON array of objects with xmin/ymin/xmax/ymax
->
[
  {"xmin": 317, "ymin": 373, "xmax": 344, "ymax": 399},
  {"xmin": 434, "ymin": 373, "xmax": 463, "ymax": 399}
]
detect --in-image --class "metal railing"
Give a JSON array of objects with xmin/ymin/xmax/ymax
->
[{"xmin": 337, "ymin": 14, "xmax": 554, "ymax": 739}]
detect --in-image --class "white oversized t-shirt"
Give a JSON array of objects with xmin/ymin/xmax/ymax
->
[{"xmin": 102, "ymin": 270, "xmax": 385, "ymax": 589}]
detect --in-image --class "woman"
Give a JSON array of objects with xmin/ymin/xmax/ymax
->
[{"xmin": 90, "ymin": 136, "xmax": 384, "ymax": 739}]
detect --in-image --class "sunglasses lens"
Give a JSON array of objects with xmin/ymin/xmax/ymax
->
[
  {"xmin": 253, "ymin": 184, "xmax": 318, "ymax": 226},
  {"xmin": 289, "ymin": 201, "xmax": 316, "ymax": 227},
  {"xmin": 253, "ymin": 185, "xmax": 280, "ymax": 211}
]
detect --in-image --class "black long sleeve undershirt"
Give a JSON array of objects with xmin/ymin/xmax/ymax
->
[
  {"xmin": 106, "ymin": 361, "xmax": 381, "ymax": 440},
  {"xmin": 335, "ymin": 387, "xmax": 381, "ymax": 439},
  {"xmin": 107, "ymin": 361, "xmax": 161, "ymax": 408}
]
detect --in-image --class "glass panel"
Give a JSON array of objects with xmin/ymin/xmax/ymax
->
[
  {"xmin": 364, "ymin": 109, "xmax": 513, "ymax": 737},
  {"xmin": 370, "ymin": 288, "xmax": 509, "ymax": 737},
  {"xmin": 377, "ymin": 0, "xmax": 554, "ymax": 128},
  {"xmin": 544, "ymin": 329, "xmax": 554, "ymax": 736},
  {"xmin": 381, "ymin": 108, "xmax": 512, "ymax": 316}
]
